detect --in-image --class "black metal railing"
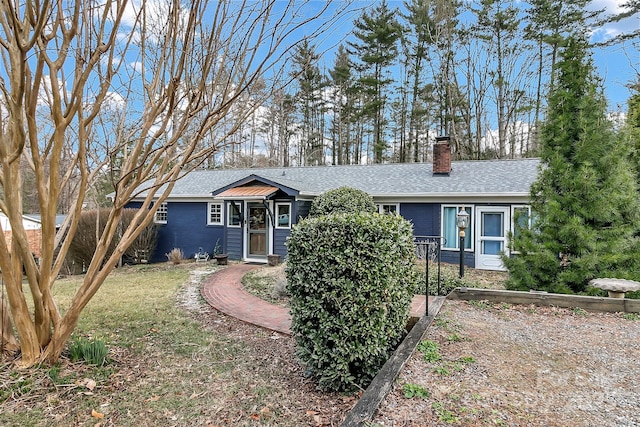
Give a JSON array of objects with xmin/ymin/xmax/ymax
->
[{"xmin": 414, "ymin": 236, "xmax": 444, "ymax": 316}]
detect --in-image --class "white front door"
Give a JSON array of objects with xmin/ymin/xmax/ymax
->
[{"xmin": 475, "ymin": 206, "xmax": 509, "ymax": 271}]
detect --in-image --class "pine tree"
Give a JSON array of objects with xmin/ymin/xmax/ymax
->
[
  {"xmin": 290, "ymin": 41, "xmax": 327, "ymax": 166},
  {"xmin": 328, "ymin": 45, "xmax": 356, "ymax": 165},
  {"xmin": 524, "ymin": 0, "xmax": 600, "ymax": 154},
  {"xmin": 503, "ymin": 36, "xmax": 640, "ymax": 293},
  {"xmin": 403, "ymin": 0, "xmax": 437, "ymax": 162},
  {"xmin": 427, "ymin": 0, "xmax": 467, "ymax": 154},
  {"xmin": 348, "ymin": 0, "xmax": 402, "ymax": 163},
  {"xmin": 626, "ymin": 78, "xmax": 640, "ymax": 181}
]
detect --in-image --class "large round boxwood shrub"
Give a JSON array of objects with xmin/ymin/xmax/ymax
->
[
  {"xmin": 285, "ymin": 212, "xmax": 418, "ymax": 391},
  {"xmin": 308, "ymin": 186, "xmax": 377, "ymax": 217}
]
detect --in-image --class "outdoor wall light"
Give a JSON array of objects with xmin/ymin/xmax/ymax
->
[{"xmin": 457, "ymin": 207, "xmax": 469, "ymax": 278}]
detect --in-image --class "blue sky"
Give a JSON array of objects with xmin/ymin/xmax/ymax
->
[{"xmin": 590, "ymin": 0, "xmax": 639, "ymax": 111}]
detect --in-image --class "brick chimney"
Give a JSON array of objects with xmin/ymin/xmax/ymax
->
[{"xmin": 433, "ymin": 135, "xmax": 451, "ymax": 175}]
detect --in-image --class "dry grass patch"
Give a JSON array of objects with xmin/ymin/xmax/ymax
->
[{"xmin": 241, "ymin": 263, "xmax": 289, "ymax": 306}]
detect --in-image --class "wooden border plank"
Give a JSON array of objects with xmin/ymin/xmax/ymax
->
[
  {"xmin": 341, "ymin": 296, "xmax": 447, "ymax": 427},
  {"xmin": 448, "ymin": 288, "xmax": 640, "ymax": 313}
]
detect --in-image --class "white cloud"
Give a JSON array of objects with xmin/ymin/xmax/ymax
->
[
  {"xmin": 116, "ymin": 0, "xmax": 191, "ymax": 46},
  {"xmin": 592, "ymin": 0, "xmax": 630, "ymax": 15},
  {"xmin": 590, "ymin": 0, "xmax": 639, "ymax": 42},
  {"xmin": 35, "ymin": 75, "xmax": 65, "ymax": 107},
  {"xmin": 129, "ymin": 61, "xmax": 143, "ymax": 73},
  {"xmin": 103, "ymin": 91, "xmax": 126, "ymax": 111},
  {"xmin": 119, "ymin": 0, "xmax": 142, "ymax": 28}
]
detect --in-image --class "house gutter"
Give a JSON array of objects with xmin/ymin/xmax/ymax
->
[{"xmin": 296, "ymin": 192, "xmax": 531, "ymax": 202}]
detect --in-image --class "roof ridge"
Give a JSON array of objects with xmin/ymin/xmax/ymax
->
[{"xmin": 191, "ymin": 157, "xmax": 540, "ymax": 174}]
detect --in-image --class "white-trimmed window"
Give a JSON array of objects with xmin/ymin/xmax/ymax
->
[
  {"xmin": 510, "ymin": 205, "xmax": 534, "ymax": 253},
  {"xmin": 154, "ymin": 202, "xmax": 168, "ymax": 224},
  {"xmin": 442, "ymin": 205, "xmax": 473, "ymax": 250},
  {"xmin": 511, "ymin": 205, "xmax": 532, "ymax": 238},
  {"xmin": 207, "ymin": 202, "xmax": 223, "ymax": 225},
  {"xmin": 376, "ymin": 204, "xmax": 399, "ymax": 215},
  {"xmin": 227, "ymin": 202, "xmax": 241, "ymax": 227},
  {"xmin": 275, "ymin": 203, "xmax": 291, "ymax": 229}
]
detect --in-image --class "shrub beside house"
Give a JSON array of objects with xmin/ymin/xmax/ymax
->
[{"xmin": 286, "ymin": 189, "xmax": 418, "ymax": 391}]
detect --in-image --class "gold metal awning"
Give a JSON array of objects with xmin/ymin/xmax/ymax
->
[{"xmin": 214, "ymin": 186, "xmax": 279, "ymax": 200}]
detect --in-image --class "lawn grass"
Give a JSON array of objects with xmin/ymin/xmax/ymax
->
[
  {"xmin": 1, "ymin": 260, "xmax": 511, "ymax": 426},
  {"xmin": 48, "ymin": 264, "xmax": 215, "ymax": 352},
  {"xmin": 0, "ymin": 263, "xmax": 253, "ymax": 426},
  {"xmin": 241, "ymin": 263, "xmax": 289, "ymax": 306}
]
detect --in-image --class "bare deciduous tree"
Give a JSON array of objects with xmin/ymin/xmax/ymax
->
[{"xmin": 0, "ymin": 0, "xmax": 341, "ymax": 367}]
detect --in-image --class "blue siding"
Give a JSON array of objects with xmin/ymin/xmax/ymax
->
[
  {"xmin": 272, "ymin": 197, "xmax": 295, "ymax": 257},
  {"xmin": 399, "ymin": 202, "xmax": 475, "ymax": 268},
  {"xmin": 400, "ymin": 203, "xmax": 440, "ymax": 237},
  {"xmin": 296, "ymin": 201, "xmax": 311, "ymax": 222},
  {"xmin": 153, "ymin": 202, "xmax": 224, "ymax": 262},
  {"xmin": 273, "ymin": 228, "xmax": 290, "ymax": 258},
  {"xmin": 129, "ymin": 198, "xmax": 521, "ymax": 269},
  {"xmin": 226, "ymin": 227, "xmax": 243, "ymax": 259},
  {"xmin": 441, "ymin": 250, "xmax": 475, "ymax": 268}
]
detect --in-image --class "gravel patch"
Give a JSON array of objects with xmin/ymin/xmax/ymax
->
[
  {"xmin": 374, "ymin": 300, "xmax": 640, "ymax": 427},
  {"xmin": 175, "ymin": 267, "xmax": 219, "ymax": 312}
]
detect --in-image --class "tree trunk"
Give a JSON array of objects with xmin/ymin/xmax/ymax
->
[
  {"xmin": 0, "ymin": 290, "xmax": 19, "ymax": 354},
  {"xmin": 0, "ymin": 0, "xmax": 343, "ymax": 367}
]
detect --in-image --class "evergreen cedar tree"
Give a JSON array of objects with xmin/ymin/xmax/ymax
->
[{"xmin": 502, "ymin": 36, "xmax": 640, "ymax": 294}]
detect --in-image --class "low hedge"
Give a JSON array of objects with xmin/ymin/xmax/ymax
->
[{"xmin": 286, "ymin": 212, "xmax": 418, "ymax": 391}]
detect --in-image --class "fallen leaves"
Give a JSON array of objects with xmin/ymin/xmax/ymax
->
[
  {"xmin": 0, "ymin": 272, "xmax": 358, "ymax": 426},
  {"xmin": 91, "ymin": 409, "xmax": 104, "ymax": 419},
  {"xmin": 305, "ymin": 410, "xmax": 330, "ymax": 426},
  {"xmin": 250, "ymin": 406, "xmax": 272, "ymax": 421},
  {"xmin": 73, "ymin": 377, "xmax": 98, "ymax": 396},
  {"xmin": 81, "ymin": 378, "xmax": 97, "ymax": 391}
]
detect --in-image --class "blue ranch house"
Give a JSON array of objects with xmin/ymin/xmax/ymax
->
[{"xmin": 127, "ymin": 141, "xmax": 539, "ymax": 271}]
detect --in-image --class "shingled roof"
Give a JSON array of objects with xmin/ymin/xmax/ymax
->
[{"xmin": 133, "ymin": 158, "xmax": 540, "ymax": 201}]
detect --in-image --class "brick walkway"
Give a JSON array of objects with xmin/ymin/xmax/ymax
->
[{"xmin": 201, "ymin": 263, "xmax": 433, "ymax": 336}]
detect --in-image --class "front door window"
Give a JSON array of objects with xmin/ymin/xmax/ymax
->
[
  {"xmin": 248, "ymin": 205, "xmax": 267, "ymax": 257},
  {"xmin": 481, "ymin": 212, "xmax": 504, "ymax": 255}
]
